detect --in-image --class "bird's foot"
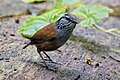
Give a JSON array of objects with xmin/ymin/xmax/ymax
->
[
  {"xmin": 50, "ymin": 60, "xmax": 61, "ymax": 65},
  {"xmin": 44, "ymin": 59, "xmax": 61, "ymax": 65},
  {"xmin": 39, "ymin": 61, "xmax": 58, "ymax": 72},
  {"xmin": 45, "ymin": 65, "xmax": 58, "ymax": 72}
]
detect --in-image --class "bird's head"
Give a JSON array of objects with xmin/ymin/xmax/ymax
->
[{"xmin": 56, "ymin": 13, "xmax": 78, "ymax": 31}]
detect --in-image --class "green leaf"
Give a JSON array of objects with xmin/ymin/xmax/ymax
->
[
  {"xmin": 21, "ymin": 0, "xmax": 45, "ymax": 3},
  {"xmin": 55, "ymin": 0, "xmax": 81, "ymax": 8},
  {"xmin": 80, "ymin": 18, "xmax": 95, "ymax": 27},
  {"xmin": 72, "ymin": 4, "xmax": 113, "ymax": 27},
  {"xmin": 62, "ymin": 0, "xmax": 81, "ymax": 5},
  {"xmin": 19, "ymin": 8, "xmax": 66, "ymax": 38}
]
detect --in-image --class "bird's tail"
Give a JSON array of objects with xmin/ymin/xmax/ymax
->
[{"xmin": 23, "ymin": 43, "xmax": 31, "ymax": 49}]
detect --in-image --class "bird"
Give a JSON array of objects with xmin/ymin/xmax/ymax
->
[{"xmin": 23, "ymin": 13, "xmax": 78, "ymax": 70}]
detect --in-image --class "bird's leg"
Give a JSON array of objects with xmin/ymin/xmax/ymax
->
[
  {"xmin": 43, "ymin": 51, "xmax": 58, "ymax": 64},
  {"xmin": 37, "ymin": 49, "xmax": 58, "ymax": 71},
  {"xmin": 43, "ymin": 51, "xmax": 53, "ymax": 61},
  {"xmin": 37, "ymin": 49, "xmax": 49, "ymax": 69}
]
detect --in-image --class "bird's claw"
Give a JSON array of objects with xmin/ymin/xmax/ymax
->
[
  {"xmin": 39, "ymin": 61, "xmax": 58, "ymax": 72},
  {"xmin": 43, "ymin": 59, "xmax": 61, "ymax": 65}
]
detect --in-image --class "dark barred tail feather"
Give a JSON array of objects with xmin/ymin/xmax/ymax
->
[{"xmin": 23, "ymin": 43, "xmax": 31, "ymax": 49}]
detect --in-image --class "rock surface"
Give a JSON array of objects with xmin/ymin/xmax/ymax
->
[{"xmin": 0, "ymin": 0, "xmax": 120, "ymax": 80}]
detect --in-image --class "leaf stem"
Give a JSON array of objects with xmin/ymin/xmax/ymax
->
[{"xmin": 93, "ymin": 24, "xmax": 120, "ymax": 37}]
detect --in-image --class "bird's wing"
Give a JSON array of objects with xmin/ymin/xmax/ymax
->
[{"xmin": 30, "ymin": 23, "xmax": 57, "ymax": 44}]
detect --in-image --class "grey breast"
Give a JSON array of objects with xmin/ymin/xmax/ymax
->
[{"xmin": 55, "ymin": 17, "xmax": 76, "ymax": 47}]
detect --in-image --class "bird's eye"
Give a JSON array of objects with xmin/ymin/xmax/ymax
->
[{"xmin": 65, "ymin": 15, "xmax": 69, "ymax": 18}]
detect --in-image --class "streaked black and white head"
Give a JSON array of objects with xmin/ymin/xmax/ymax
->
[{"xmin": 56, "ymin": 13, "xmax": 78, "ymax": 31}]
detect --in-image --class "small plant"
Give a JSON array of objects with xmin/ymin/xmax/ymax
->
[{"xmin": 19, "ymin": 0, "xmax": 120, "ymax": 38}]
